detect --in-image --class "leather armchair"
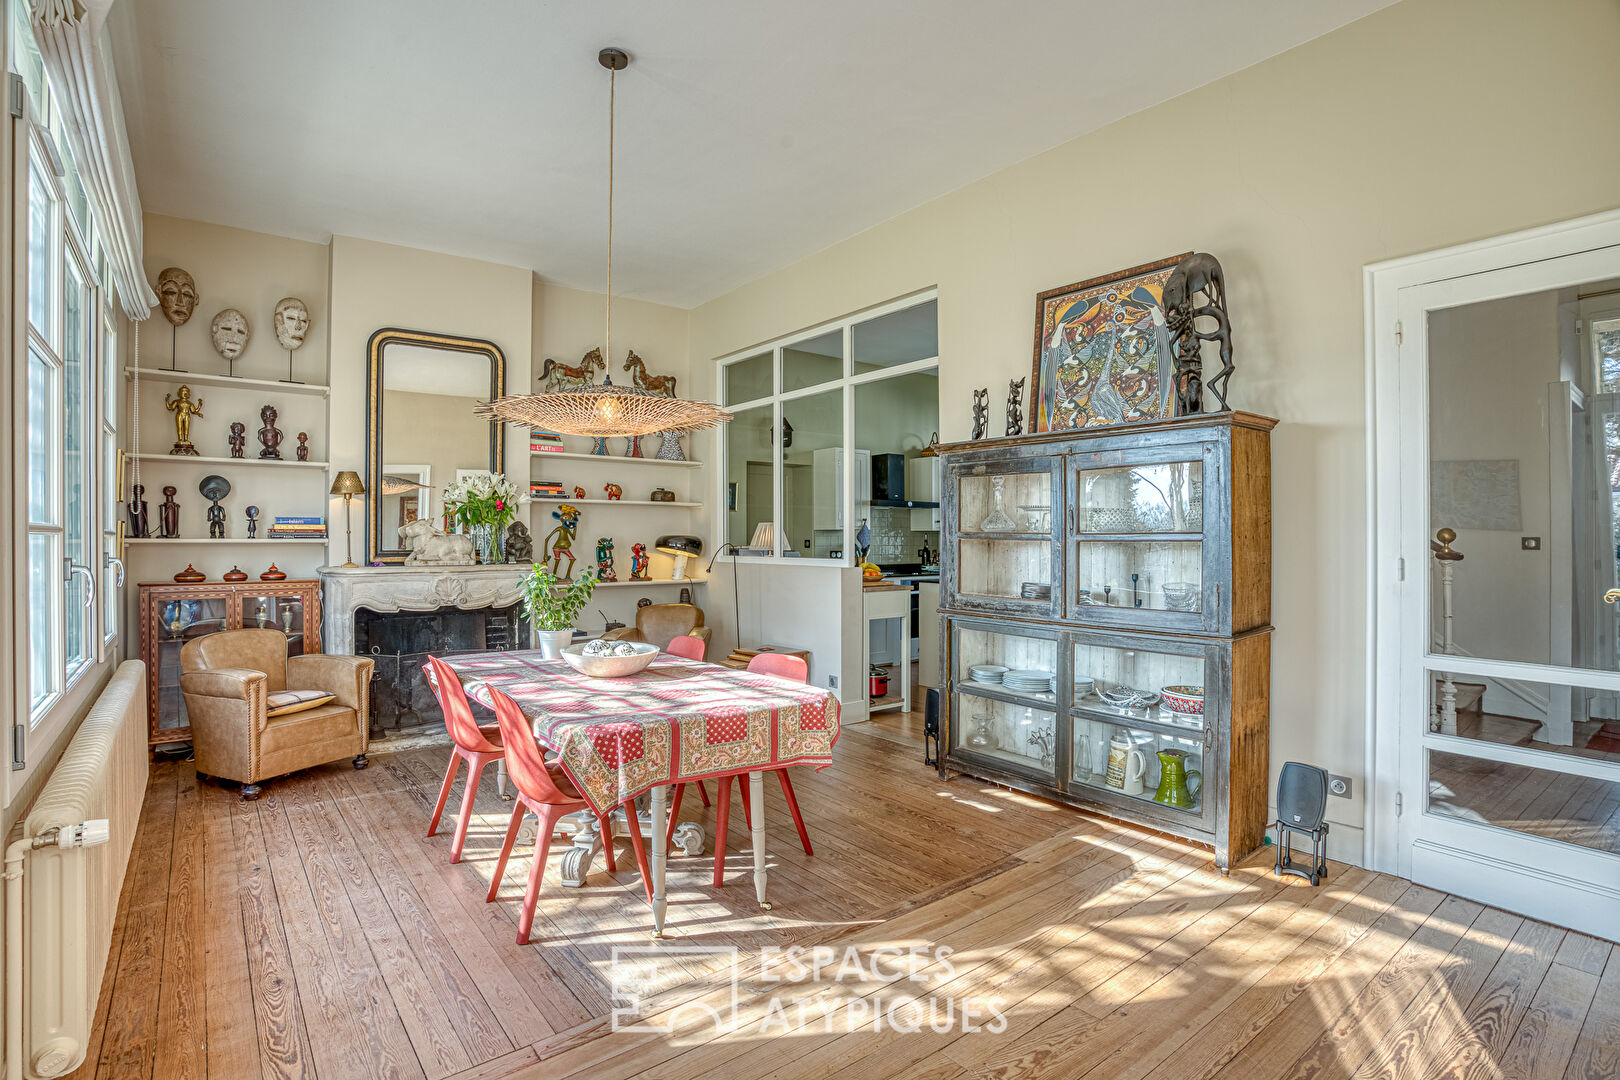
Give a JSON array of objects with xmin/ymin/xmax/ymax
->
[
  {"xmin": 602, "ymin": 602, "xmax": 713, "ymax": 651},
  {"xmin": 180, "ymin": 629, "xmax": 374, "ymax": 799}
]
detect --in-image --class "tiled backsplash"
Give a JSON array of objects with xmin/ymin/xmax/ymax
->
[{"xmin": 867, "ymin": 505, "xmax": 940, "ymax": 564}]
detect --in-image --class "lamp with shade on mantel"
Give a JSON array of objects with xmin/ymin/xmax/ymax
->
[
  {"xmin": 329, "ymin": 471, "xmax": 366, "ymax": 568},
  {"xmin": 655, "ymin": 535, "xmax": 702, "ymax": 580}
]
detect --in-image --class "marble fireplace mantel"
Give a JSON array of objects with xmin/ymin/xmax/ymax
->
[{"xmin": 318, "ymin": 564, "xmax": 531, "ymax": 654}]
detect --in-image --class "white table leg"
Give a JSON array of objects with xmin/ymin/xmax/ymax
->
[
  {"xmin": 650, "ymin": 785, "xmax": 669, "ymax": 937},
  {"xmin": 496, "ymin": 759, "xmax": 508, "ymax": 799},
  {"xmin": 750, "ymin": 771, "xmax": 771, "ymax": 910},
  {"xmin": 556, "ymin": 811, "xmax": 598, "ymax": 888}
]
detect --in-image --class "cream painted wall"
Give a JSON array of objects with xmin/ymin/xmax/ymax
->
[{"xmin": 686, "ymin": 0, "xmax": 1620, "ymax": 855}]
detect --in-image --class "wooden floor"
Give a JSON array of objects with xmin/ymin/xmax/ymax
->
[{"xmin": 72, "ymin": 724, "xmax": 1619, "ymax": 1080}]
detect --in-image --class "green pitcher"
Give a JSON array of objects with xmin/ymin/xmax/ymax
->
[{"xmin": 1153, "ymin": 749, "xmax": 1202, "ymax": 809}]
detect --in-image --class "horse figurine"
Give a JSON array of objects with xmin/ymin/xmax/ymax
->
[
  {"xmin": 538, "ymin": 348, "xmax": 604, "ymax": 392},
  {"xmin": 624, "ymin": 350, "xmax": 677, "ymax": 397},
  {"xmin": 1162, "ymin": 253, "xmax": 1234, "ymax": 414}
]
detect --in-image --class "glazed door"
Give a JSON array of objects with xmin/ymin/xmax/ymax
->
[{"xmin": 940, "ymin": 453, "xmax": 1063, "ymax": 618}]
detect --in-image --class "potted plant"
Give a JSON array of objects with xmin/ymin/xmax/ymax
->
[
  {"xmin": 443, "ymin": 472, "xmax": 524, "ymax": 564},
  {"xmin": 520, "ymin": 564, "xmax": 598, "ymax": 658}
]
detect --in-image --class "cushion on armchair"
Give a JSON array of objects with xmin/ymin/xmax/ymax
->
[{"xmin": 266, "ymin": 689, "xmax": 336, "ymax": 717}]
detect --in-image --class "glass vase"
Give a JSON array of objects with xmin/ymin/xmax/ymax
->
[{"xmin": 470, "ymin": 523, "xmax": 504, "ymax": 565}]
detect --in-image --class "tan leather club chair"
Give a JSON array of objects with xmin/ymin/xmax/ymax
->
[
  {"xmin": 602, "ymin": 602, "xmax": 713, "ymax": 651},
  {"xmin": 180, "ymin": 629, "xmax": 374, "ymax": 799}
]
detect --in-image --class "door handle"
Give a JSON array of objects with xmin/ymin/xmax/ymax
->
[
  {"xmin": 1606, "ymin": 589, "xmax": 1620, "ymax": 605},
  {"xmin": 65, "ymin": 560, "xmax": 94, "ymax": 607},
  {"xmin": 105, "ymin": 551, "xmax": 125, "ymax": 588}
]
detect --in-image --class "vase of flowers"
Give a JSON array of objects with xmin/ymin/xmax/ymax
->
[
  {"xmin": 520, "ymin": 564, "xmax": 598, "ymax": 658},
  {"xmin": 444, "ymin": 472, "xmax": 523, "ymax": 564}
]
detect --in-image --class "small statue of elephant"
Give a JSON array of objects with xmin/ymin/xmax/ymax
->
[
  {"xmin": 505, "ymin": 520, "xmax": 534, "ymax": 563},
  {"xmin": 603, "ymin": 483, "xmax": 623, "ymax": 501},
  {"xmin": 400, "ymin": 517, "xmax": 476, "ymax": 566}
]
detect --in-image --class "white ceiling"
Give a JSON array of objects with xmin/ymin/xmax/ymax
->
[{"xmin": 108, "ymin": 0, "xmax": 1394, "ymax": 309}]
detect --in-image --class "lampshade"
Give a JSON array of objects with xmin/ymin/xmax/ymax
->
[
  {"xmin": 329, "ymin": 470, "xmax": 366, "ymax": 496},
  {"xmin": 655, "ymin": 535, "xmax": 703, "ymax": 559},
  {"xmin": 748, "ymin": 521, "xmax": 775, "ymax": 549}
]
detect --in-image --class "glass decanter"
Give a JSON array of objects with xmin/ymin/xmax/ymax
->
[
  {"xmin": 966, "ymin": 712, "xmax": 997, "ymax": 749},
  {"xmin": 979, "ymin": 475, "xmax": 1018, "ymax": 532}
]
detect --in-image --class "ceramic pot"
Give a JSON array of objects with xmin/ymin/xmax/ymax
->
[
  {"xmin": 1105, "ymin": 734, "xmax": 1147, "ymax": 795},
  {"xmin": 535, "ymin": 628, "xmax": 575, "ymax": 659},
  {"xmin": 1152, "ymin": 749, "xmax": 1203, "ymax": 809}
]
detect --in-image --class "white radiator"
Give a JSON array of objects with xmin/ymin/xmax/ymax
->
[{"xmin": 17, "ymin": 661, "xmax": 147, "ymax": 1079}]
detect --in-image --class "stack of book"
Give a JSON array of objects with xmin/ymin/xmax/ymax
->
[
  {"xmin": 530, "ymin": 480, "xmax": 567, "ymax": 499},
  {"xmin": 530, "ymin": 429, "xmax": 564, "ymax": 453},
  {"xmin": 269, "ymin": 515, "xmax": 327, "ymax": 539}
]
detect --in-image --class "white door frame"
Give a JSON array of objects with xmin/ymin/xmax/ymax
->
[{"xmin": 1366, "ymin": 209, "xmax": 1620, "ymax": 919}]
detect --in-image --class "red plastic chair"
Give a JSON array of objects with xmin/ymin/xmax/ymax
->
[
  {"xmin": 484, "ymin": 684, "xmax": 618, "ymax": 944},
  {"xmin": 665, "ymin": 635, "xmax": 707, "ymax": 661},
  {"xmin": 424, "ymin": 656, "xmax": 510, "ymax": 863}
]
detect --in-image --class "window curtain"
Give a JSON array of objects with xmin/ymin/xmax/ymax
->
[{"xmin": 30, "ymin": 0, "xmax": 156, "ymax": 320}]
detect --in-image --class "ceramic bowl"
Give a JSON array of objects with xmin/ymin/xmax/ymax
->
[
  {"xmin": 561, "ymin": 641, "xmax": 660, "ymax": 678},
  {"xmin": 1073, "ymin": 677, "xmax": 1096, "ymax": 699},
  {"xmin": 1160, "ymin": 685, "xmax": 1205, "ymax": 715}
]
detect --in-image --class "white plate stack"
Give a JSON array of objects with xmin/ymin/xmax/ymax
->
[
  {"xmin": 1003, "ymin": 669, "xmax": 1054, "ymax": 696},
  {"xmin": 968, "ymin": 664, "xmax": 1008, "ymax": 686}
]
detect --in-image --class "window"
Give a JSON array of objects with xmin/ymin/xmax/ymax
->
[{"xmin": 717, "ymin": 293, "xmax": 939, "ymax": 563}]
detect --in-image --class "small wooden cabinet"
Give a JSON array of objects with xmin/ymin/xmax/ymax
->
[
  {"xmin": 937, "ymin": 412, "xmax": 1273, "ymax": 868},
  {"xmin": 137, "ymin": 579, "xmax": 322, "ymax": 746}
]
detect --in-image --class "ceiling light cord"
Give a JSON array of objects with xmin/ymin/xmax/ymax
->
[{"xmin": 605, "ymin": 64, "xmax": 614, "ymax": 370}]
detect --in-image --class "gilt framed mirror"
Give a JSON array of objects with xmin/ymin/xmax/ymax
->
[{"xmin": 365, "ymin": 328, "xmax": 505, "ymax": 565}]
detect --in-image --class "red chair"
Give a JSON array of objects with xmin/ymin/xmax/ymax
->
[
  {"xmin": 484, "ymin": 684, "xmax": 618, "ymax": 944},
  {"xmin": 665, "ymin": 635, "xmax": 707, "ymax": 661},
  {"xmin": 424, "ymin": 656, "xmax": 509, "ymax": 863},
  {"xmin": 700, "ymin": 653, "xmax": 816, "ymax": 887}
]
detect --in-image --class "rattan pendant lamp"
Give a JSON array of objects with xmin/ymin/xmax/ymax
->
[{"xmin": 475, "ymin": 48, "xmax": 731, "ymax": 437}]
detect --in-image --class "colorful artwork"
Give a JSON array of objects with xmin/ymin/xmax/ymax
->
[{"xmin": 1031, "ymin": 254, "xmax": 1188, "ymax": 432}]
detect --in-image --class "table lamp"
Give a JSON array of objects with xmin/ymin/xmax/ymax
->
[
  {"xmin": 655, "ymin": 535, "xmax": 703, "ymax": 580},
  {"xmin": 329, "ymin": 470, "xmax": 366, "ymax": 568},
  {"xmin": 746, "ymin": 521, "xmax": 776, "ymax": 556}
]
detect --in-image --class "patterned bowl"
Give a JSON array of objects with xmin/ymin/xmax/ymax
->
[
  {"xmin": 1160, "ymin": 685, "xmax": 1205, "ymax": 715},
  {"xmin": 561, "ymin": 641, "xmax": 660, "ymax": 678}
]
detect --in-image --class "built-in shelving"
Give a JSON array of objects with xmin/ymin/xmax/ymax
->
[
  {"xmin": 529, "ymin": 498, "xmax": 700, "ymax": 509},
  {"xmin": 131, "ymin": 453, "xmax": 329, "ymax": 470},
  {"xmin": 125, "ymin": 537, "xmax": 328, "ymax": 546},
  {"xmin": 530, "ymin": 451, "xmax": 701, "ymax": 468},
  {"xmin": 124, "ymin": 366, "xmax": 331, "ymax": 398},
  {"xmin": 591, "ymin": 577, "xmax": 707, "ymax": 588}
]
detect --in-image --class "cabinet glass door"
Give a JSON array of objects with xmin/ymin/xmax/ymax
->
[
  {"xmin": 945, "ymin": 456, "xmax": 1061, "ymax": 616},
  {"xmin": 949, "ymin": 620, "xmax": 1060, "ymax": 780},
  {"xmin": 151, "ymin": 596, "xmax": 231, "ymax": 742},
  {"xmin": 236, "ymin": 591, "xmax": 311, "ymax": 655}
]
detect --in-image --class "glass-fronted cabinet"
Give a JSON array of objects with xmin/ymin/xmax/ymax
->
[
  {"xmin": 233, "ymin": 590, "xmax": 312, "ymax": 655},
  {"xmin": 949, "ymin": 620, "xmax": 1061, "ymax": 781},
  {"xmin": 941, "ymin": 454, "xmax": 1063, "ymax": 618}
]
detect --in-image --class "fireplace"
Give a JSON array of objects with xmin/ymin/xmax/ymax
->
[{"xmin": 355, "ymin": 603, "xmax": 529, "ymax": 734}]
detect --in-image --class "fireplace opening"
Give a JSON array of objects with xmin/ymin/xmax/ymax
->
[{"xmin": 354, "ymin": 604, "xmax": 529, "ymax": 736}]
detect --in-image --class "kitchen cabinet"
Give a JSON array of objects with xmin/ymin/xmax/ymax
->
[
  {"xmin": 909, "ymin": 455, "xmax": 942, "ymax": 531},
  {"xmin": 812, "ymin": 447, "xmax": 871, "ymax": 531}
]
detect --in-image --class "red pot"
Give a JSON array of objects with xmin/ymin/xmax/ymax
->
[{"xmin": 869, "ymin": 672, "xmax": 889, "ymax": 698}]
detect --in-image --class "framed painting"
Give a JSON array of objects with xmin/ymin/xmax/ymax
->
[{"xmin": 1031, "ymin": 253, "xmax": 1189, "ymax": 432}]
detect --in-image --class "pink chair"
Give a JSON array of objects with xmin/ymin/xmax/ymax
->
[
  {"xmin": 424, "ymin": 656, "xmax": 509, "ymax": 863},
  {"xmin": 485, "ymin": 684, "xmax": 618, "ymax": 944},
  {"xmin": 665, "ymin": 635, "xmax": 707, "ymax": 661}
]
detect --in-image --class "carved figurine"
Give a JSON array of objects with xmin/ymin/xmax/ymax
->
[
  {"xmin": 1006, "ymin": 377, "xmax": 1025, "ymax": 437},
  {"xmin": 624, "ymin": 349, "xmax": 676, "ymax": 396},
  {"xmin": 210, "ymin": 308, "xmax": 250, "ymax": 366},
  {"xmin": 201, "ymin": 474, "xmax": 231, "ymax": 539},
  {"xmin": 400, "ymin": 518, "xmax": 476, "ymax": 565},
  {"xmin": 504, "ymin": 520, "xmax": 533, "ymax": 563},
  {"xmin": 596, "ymin": 536, "xmax": 617, "ymax": 582},
  {"xmin": 572, "ymin": 486, "xmax": 587, "ymax": 499},
  {"xmin": 159, "ymin": 486, "xmax": 180, "ymax": 538},
  {"xmin": 155, "ymin": 267, "xmax": 198, "ymax": 327},
  {"xmin": 971, "ymin": 388, "xmax": 989, "ymax": 440},
  {"xmin": 538, "ymin": 347, "xmax": 603, "ymax": 392},
  {"xmin": 165, "ymin": 385, "xmax": 204, "ymax": 455},
  {"xmin": 656, "ymin": 430, "xmax": 686, "ymax": 461},
  {"xmin": 629, "ymin": 542, "xmax": 650, "ymax": 581},
  {"xmin": 624, "ymin": 435, "xmax": 643, "ymax": 458},
  {"xmin": 258, "ymin": 404, "xmax": 283, "ymax": 459},
  {"xmin": 296, "ymin": 432, "xmax": 309, "ymax": 461},
  {"xmin": 245, "ymin": 505, "xmax": 259, "ymax": 539},
  {"xmin": 542, "ymin": 503, "xmax": 581, "ymax": 580},
  {"xmin": 273, "ymin": 297, "xmax": 310, "ymax": 350},
  {"xmin": 127, "ymin": 484, "xmax": 150, "ymax": 538},
  {"xmin": 1162, "ymin": 252, "xmax": 1234, "ymax": 414},
  {"xmin": 227, "ymin": 421, "xmax": 246, "ymax": 458},
  {"xmin": 603, "ymin": 483, "xmax": 623, "ymax": 501}
]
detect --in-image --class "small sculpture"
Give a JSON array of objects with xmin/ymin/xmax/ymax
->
[
  {"xmin": 637, "ymin": 597, "xmax": 653, "ymax": 608},
  {"xmin": 1006, "ymin": 377, "xmax": 1025, "ymax": 437},
  {"xmin": 572, "ymin": 486, "xmax": 587, "ymax": 499},
  {"xmin": 165, "ymin": 385, "xmax": 205, "ymax": 455},
  {"xmin": 200, "ymin": 474, "xmax": 231, "ymax": 539},
  {"xmin": 159, "ymin": 486, "xmax": 180, "ymax": 538},
  {"xmin": 281, "ymin": 607, "xmax": 295, "ymax": 634},
  {"xmin": 596, "ymin": 536, "xmax": 617, "ymax": 581},
  {"xmin": 601, "ymin": 610, "xmax": 626, "ymax": 634},
  {"xmin": 1163, "ymin": 252, "xmax": 1234, "ymax": 414},
  {"xmin": 155, "ymin": 267, "xmax": 198, "ymax": 327},
  {"xmin": 538, "ymin": 348, "xmax": 603, "ymax": 392},
  {"xmin": 245, "ymin": 505, "xmax": 260, "ymax": 539},
  {"xmin": 273, "ymin": 297, "xmax": 311, "ymax": 350},
  {"xmin": 504, "ymin": 520, "xmax": 534, "ymax": 563},
  {"xmin": 624, "ymin": 349, "xmax": 677, "ymax": 396},
  {"xmin": 258, "ymin": 404, "xmax": 283, "ymax": 459},
  {"xmin": 172, "ymin": 564, "xmax": 205, "ymax": 584},
  {"xmin": 656, "ymin": 430, "xmax": 686, "ymax": 461},
  {"xmin": 629, "ymin": 542, "xmax": 650, "ymax": 581},
  {"xmin": 624, "ymin": 435, "xmax": 643, "ymax": 458},
  {"xmin": 400, "ymin": 518, "xmax": 476, "ymax": 565},
  {"xmin": 127, "ymin": 484, "xmax": 150, "ymax": 538},
  {"xmin": 650, "ymin": 487, "xmax": 675, "ymax": 502},
  {"xmin": 227, "ymin": 421, "xmax": 246, "ymax": 458},
  {"xmin": 603, "ymin": 483, "xmax": 623, "ymax": 501},
  {"xmin": 260, "ymin": 564, "xmax": 287, "ymax": 581},
  {"xmin": 210, "ymin": 308, "xmax": 250, "ymax": 369},
  {"xmin": 542, "ymin": 503, "xmax": 581, "ymax": 579},
  {"xmin": 590, "ymin": 437, "xmax": 608, "ymax": 456},
  {"xmin": 971, "ymin": 388, "xmax": 989, "ymax": 440},
  {"xmin": 296, "ymin": 432, "xmax": 309, "ymax": 462},
  {"xmin": 223, "ymin": 566, "xmax": 248, "ymax": 583}
]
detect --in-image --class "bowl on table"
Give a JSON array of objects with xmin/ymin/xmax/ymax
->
[
  {"xmin": 1160, "ymin": 685, "xmax": 1205, "ymax": 715},
  {"xmin": 561, "ymin": 640, "xmax": 660, "ymax": 678}
]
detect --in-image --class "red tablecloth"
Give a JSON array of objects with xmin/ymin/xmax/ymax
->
[{"xmin": 435, "ymin": 651, "xmax": 840, "ymax": 814}]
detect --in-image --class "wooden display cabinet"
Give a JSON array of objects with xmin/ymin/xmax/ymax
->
[
  {"xmin": 937, "ymin": 412, "xmax": 1273, "ymax": 868},
  {"xmin": 137, "ymin": 579, "xmax": 323, "ymax": 746}
]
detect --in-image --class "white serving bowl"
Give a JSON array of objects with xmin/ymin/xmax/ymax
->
[{"xmin": 560, "ymin": 641, "xmax": 660, "ymax": 678}]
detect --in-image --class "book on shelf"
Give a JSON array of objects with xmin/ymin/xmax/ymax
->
[{"xmin": 272, "ymin": 516, "xmax": 325, "ymax": 525}]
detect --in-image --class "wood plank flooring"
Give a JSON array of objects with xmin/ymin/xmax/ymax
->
[{"xmin": 69, "ymin": 722, "xmax": 1616, "ymax": 1080}]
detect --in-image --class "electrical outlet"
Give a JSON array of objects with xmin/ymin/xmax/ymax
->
[
  {"xmin": 1522, "ymin": 536, "xmax": 1541, "ymax": 550},
  {"xmin": 828, "ymin": 674, "xmax": 838, "ymax": 689},
  {"xmin": 1328, "ymin": 774, "xmax": 1352, "ymax": 799}
]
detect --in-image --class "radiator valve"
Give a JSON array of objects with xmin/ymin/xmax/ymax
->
[{"xmin": 40, "ymin": 820, "xmax": 110, "ymax": 850}]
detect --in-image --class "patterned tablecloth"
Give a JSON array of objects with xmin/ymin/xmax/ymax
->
[{"xmin": 436, "ymin": 651, "xmax": 840, "ymax": 814}]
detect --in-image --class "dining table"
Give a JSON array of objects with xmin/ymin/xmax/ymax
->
[{"xmin": 439, "ymin": 650, "xmax": 841, "ymax": 935}]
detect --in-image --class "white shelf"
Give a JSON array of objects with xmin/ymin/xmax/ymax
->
[
  {"xmin": 529, "ymin": 498, "xmax": 701, "ymax": 509},
  {"xmin": 530, "ymin": 451, "xmax": 701, "ymax": 468},
  {"xmin": 126, "ymin": 537, "xmax": 328, "ymax": 545},
  {"xmin": 125, "ymin": 367, "xmax": 331, "ymax": 397},
  {"xmin": 131, "ymin": 453, "xmax": 329, "ymax": 470},
  {"xmin": 592, "ymin": 576, "xmax": 707, "ymax": 588}
]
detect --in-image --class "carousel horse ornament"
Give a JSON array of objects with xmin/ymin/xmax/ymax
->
[
  {"xmin": 538, "ymin": 347, "xmax": 604, "ymax": 392},
  {"xmin": 624, "ymin": 349, "xmax": 677, "ymax": 397},
  {"xmin": 1162, "ymin": 252, "xmax": 1235, "ymax": 414}
]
